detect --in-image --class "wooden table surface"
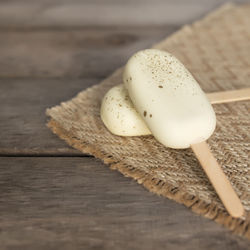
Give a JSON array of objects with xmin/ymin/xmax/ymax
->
[{"xmin": 1, "ymin": 1, "xmax": 250, "ymax": 249}]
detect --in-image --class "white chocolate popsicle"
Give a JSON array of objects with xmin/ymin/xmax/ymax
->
[
  {"xmin": 101, "ymin": 85, "xmax": 250, "ymax": 137},
  {"xmin": 100, "ymin": 84, "xmax": 151, "ymax": 136},
  {"xmin": 123, "ymin": 49, "xmax": 216, "ymax": 149},
  {"xmin": 100, "ymin": 49, "xmax": 245, "ymax": 217}
]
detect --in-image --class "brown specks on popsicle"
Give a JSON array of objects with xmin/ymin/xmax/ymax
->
[
  {"xmin": 150, "ymin": 114, "xmax": 152, "ymax": 118},
  {"xmin": 143, "ymin": 111, "xmax": 147, "ymax": 117},
  {"xmin": 158, "ymin": 85, "xmax": 163, "ymax": 88}
]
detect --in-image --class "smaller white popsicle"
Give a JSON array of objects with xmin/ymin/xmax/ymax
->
[{"xmin": 100, "ymin": 84, "xmax": 151, "ymax": 136}]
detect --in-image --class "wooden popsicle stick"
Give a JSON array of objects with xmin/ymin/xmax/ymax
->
[
  {"xmin": 191, "ymin": 141, "xmax": 245, "ymax": 218},
  {"xmin": 207, "ymin": 87, "xmax": 250, "ymax": 104}
]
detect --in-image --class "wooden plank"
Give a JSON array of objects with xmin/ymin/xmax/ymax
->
[
  {"xmin": 0, "ymin": 26, "xmax": 177, "ymax": 155},
  {"xmin": 0, "ymin": 0, "xmax": 247, "ymax": 27},
  {"xmin": 0, "ymin": 157, "xmax": 249, "ymax": 250},
  {"xmin": 0, "ymin": 26, "xmax": 177, "ymax": 78},
  {"xmin": 0, "ymin": 78, "xmax": 96, "ymax": 155}
]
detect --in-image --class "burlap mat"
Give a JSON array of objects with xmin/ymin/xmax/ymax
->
[{"xmin": 46, "ymin": 4, "xmax": 250, "ymax": 239}]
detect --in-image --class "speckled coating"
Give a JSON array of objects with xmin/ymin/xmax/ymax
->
[
  {"xmin": 46, "ymin": 4, "xmax": 250, "ymax": 239},
  {"xmin": 124, "ymin": 49, "xmax": 216, "ymax": 148},
  {"xmin": 101, "ymin": 84, "xmax": 151, "ymax": 136}
]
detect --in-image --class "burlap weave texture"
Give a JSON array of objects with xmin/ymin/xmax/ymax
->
[{"xmin": 47, "ymin": 4, "xmax": 250, "ymax": 239}]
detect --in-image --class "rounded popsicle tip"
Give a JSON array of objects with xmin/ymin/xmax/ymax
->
[
  {"xmin": 227, "ymin": 200, "xmax": 245, "ymax": 218},
  {"xmin": 123, "ymin": 49, "xmax": 216, "ymax": 149},
  {"xmin": 100, "ymin": 84, "xmax": 151, "ymax": 136},
  {"xmin": 123, "ymin": 49, "xmax": 175, "ymax": 89}
]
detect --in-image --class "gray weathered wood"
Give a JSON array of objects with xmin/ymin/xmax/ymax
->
[
  {"xmin": 0, "ymin": 157, "xmax": 249, "ymax": 250},
  {"xmin": 0, "ymin": 78, "xmax": 96, "ymax": 155},
  {"xmin": 0, "ymin": 1, "xmax": 249, "ymax": 247},
  {"xmin": 0, "ymin": 26, "xmax": 177, "ymax": 155},
  {"xmin": 0, "ymin": 27, "xmax": 176, "ymax": 78},
  {"xmin": 0, "ymin": 0, "xmax": 249, "ymax": 27}
]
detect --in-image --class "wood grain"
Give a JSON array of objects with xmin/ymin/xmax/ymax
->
[
  {"xmin": 0, "ymin": 0, "xmax": 248, "ymax": 27},
  {"xmin": 0, "ymin": 27, "xmax": 176, "ymax": 78},
  {"xmin": 0, "ymin": 78, "xmax": 96, "ymax": 155},
  {"xmin": 0, "ymin": 26, "xmax": 177, "ymax": 155},
  {"xmin": 0, "ymin": 157, "xmax": 249, "ymax": 250},
  {"xmin": 1, "ymin": 1, "xmax": 249, "ymax": 247}
]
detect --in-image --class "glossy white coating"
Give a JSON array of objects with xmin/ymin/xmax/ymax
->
[
  {"xmin": 100, "ymin": 84, "xmax": 151, "ymax": 136},
  {"xmin": 123, "ymin": 49, "xmax": 216, "ymax": 148}
]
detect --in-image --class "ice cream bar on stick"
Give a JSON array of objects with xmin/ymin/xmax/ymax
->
[
  {"xmin": 101, "ymin": 85, "xmax": 250, "ymax": 136},
  {"xmin": 122, "ymin": 49, "xmax": 244, "ymax": 218}
]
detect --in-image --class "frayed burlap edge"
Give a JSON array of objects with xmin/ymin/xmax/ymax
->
[
  {"xmin": 47, "ymin": 118, "xmax": 250, "ymax": 239},
  {"xmin": 46, "ymin": 3, "xmax": 250, "ymax": 239}
]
